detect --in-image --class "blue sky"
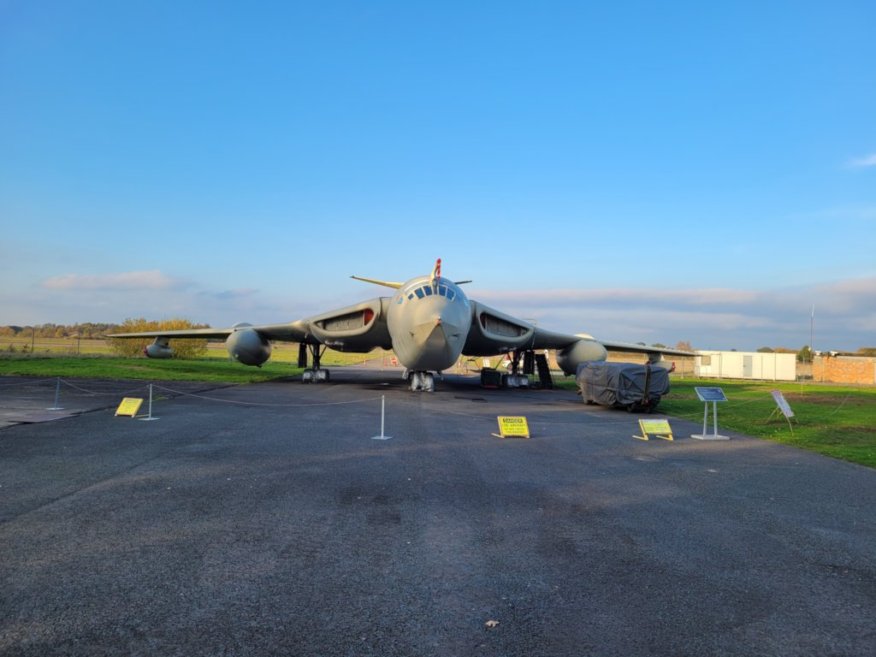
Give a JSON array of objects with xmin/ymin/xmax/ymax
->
[{"xmin": 2, "ymin": 1, "xmax": 874, "ymax": 351}]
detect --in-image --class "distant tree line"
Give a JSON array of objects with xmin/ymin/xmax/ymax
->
[
  {"xmin": 1, "ymin": 319, "xmax": 210, "ymax": 359},
  {"xmin": 0, "ymin": 323, "xmax": 118, "ymax": 339}
]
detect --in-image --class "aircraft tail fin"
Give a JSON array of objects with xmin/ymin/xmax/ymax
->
[
  {"xmin": 350, "ymin": 275, "xmax": 403, "ymax": 289},
  {"xmin": 352, "ymin": 258, "xmax": 471, "ymax": 288},
  {"xmin": 431, "ymin": 258, "xmax": 441, "ymax": 285}
]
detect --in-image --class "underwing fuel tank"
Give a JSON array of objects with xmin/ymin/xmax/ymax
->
[
  {"xmin": 225, "ymin": 324, "xmax": 272, "ymax": 366},
  {"xmin": 145, "ymin": 338, "xmax": 173, "ymax": 359},
  {"xmin": 556, "ymin": 337, "xmax": 608, "ymax": 375}
]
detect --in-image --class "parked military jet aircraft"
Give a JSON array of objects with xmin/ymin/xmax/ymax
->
[{"xmin": 109, "ymin": 259, "xmax": 691, "ymax": 391}]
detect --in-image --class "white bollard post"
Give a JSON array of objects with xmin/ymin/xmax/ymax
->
[
  {"xmin": 371, "ymin": 395, "xmax": 392, "ymax": 440},
  {"xmin": 139, "ymin": 383, "xmax": 160, "ymax": 421},
  {"xmin": 47, "ymin": 377, "xmax": 64, "ymax": 410}
]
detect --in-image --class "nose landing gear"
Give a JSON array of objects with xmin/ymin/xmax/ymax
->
[{"xmin": 406, "ymin": 370, "xmax": 435, "ymax": 392}]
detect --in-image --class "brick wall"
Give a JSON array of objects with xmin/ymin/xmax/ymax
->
[{"xmin": 813, "ymin": 356, "xmax": 876, "ymax": 385}]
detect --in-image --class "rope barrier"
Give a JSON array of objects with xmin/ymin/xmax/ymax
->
[
  {"xmin": 59, "ymin": 378, "xmax": 149, "ymax": 397},
  {"xmin": 826, "ymin": 393, "xmax": 853, "ymax": 416},
  {"xmin": 0, "ymin": 377, "xmax": 58, "ymax": 387},
  {"xmin": 152, "ymin": 384, "xmax": 384, "ymax": 408},
  {"xmin": 0, "ymin": 377, "xmax": 147, "ymax": 396}
]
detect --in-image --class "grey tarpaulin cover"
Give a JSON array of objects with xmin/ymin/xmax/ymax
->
[{"xmin": 576, "ymin": 362, "xmax": 670, "ymax": 411}]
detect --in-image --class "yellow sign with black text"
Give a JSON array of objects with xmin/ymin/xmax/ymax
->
[
  {"xmin": 634, "ymin": 418, "xmax": 673, "ymax": 441},
  {"xmin": 115, "ymin": 398, "xmax": 144, "ymax": 418},
  {"xmin": 495, "ymin": 416, "xmax": 530, "ymax": 439}
]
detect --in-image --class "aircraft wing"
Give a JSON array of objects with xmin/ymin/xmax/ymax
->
[
  {"xmin": 462, "ymin": 300, "xmax": 694, "ymax": 373},
  {"xmin": 107, "ymin": 324, "xmax": 312, "ymax": 342},
  {"xmin": 108, "ymin": 297, "xmax": 393, "ymax": 353},
  {"xmin": 109, "ymin": 327, "xmax": 238, "ymax": 340},
  {"xmin": 532, "ymin": 328, "xmax": 693, "ymax": 373},
  {"xmin": 598, "ymin": 340, "xmax": 694, "ymax": 359},
  {"xmin": 465, "ymin": 301, "xmax": 682, "ymax": 353},
  {"xmin": 529, "ymin": 326, "xmax": 583, "ymax": 350},
  {"xmin": 463, "ymin": 301, "xmax": 581, "ymax": 354}
]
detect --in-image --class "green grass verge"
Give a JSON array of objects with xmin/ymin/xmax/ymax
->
[
  {"xmin": 661, "ymin": 379, "xmax": 876, "ymax": 468},
  {"xmin": 0, "ymin": 355, "xmax": 302, "ymax": 383},
  {"xmin": 557, "ymin": 376, "xmax": 876, "ymax": 468}
]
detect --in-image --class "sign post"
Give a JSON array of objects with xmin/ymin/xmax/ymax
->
[
  {"xmin": 691, "ymin": 387, "xmax": 729, "ymax": 440},
  {"xmin": 371, "ymin": 395, "xmax": 392, "ymax": 440},
  {"xmin": 47, "ymin": 377, "xmax": 64, "ymax": 411},
  {"xmin": 138, "ymin": 384, "xmax": 160, "ymax": 421},
  {"xmin": 769, "ymin": 390, "xmax": 796, "ymax": 433}
]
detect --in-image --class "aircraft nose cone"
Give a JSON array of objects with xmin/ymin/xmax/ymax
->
[
  {"xmin": 408, "ymin": 320, "xmax": 465, "ymax": 370},
  {"xmin": 412, "ymin": 320, "xmax": 448, "ymax": 347}
]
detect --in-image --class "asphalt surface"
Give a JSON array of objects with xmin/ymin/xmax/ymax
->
[{"xmin": 1, "ymin": 370, "xmax": 874, "ymax": 656}]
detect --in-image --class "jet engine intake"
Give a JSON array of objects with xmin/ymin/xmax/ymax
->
[
  {"xmin": 226, "ymin": 326, "xmax": 272, "ymax": 366},
  {"xmin": 145, "ymin": 337, "xmax": 173, "ymax": 359},
  {"xmin": 556, "ymin": 338, "xmax": 608, "ymax": 375}
]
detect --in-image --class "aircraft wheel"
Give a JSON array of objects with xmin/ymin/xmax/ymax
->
[{"xmin": 409, "ymin": 372, "xmax": 435, "ymax": 392}]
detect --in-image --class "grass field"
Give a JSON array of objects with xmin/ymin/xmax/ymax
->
[
  {"xmin": 0, "ymin": 355, "xmax": 301, "ymax": 383},
  {"xmin": 2, "ymin": 351, "xmax": 874, "ymax": 468},
  {"xmin": 2, "ymin": 337, "xmax": 116, "ymax": 356},
  {"xmin": 553, "ymin": 376, "xmax": 876, "ymax": 468},
  {"xmin": 663, "ymin": 380, "xmax": 875, "ymax": 467}
]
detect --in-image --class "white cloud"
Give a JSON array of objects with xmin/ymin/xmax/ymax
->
[
  {"xmin": 474, "ymin": 276, "xmax": 876, "ymax": 351},
  {"xmin": 479, "ymin": 287, "xmax": 758, "ymax": 308},
  {"xmin": 41, "ymin": 270, "xmax": 182, "ymax": 291},
  {"xmin": 846, "ymin": 153, "xmax": 876, "ymax": 168}
]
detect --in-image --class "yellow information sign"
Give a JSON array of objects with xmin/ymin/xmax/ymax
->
[
  {"xmin": 115, "ymin": 397, "xmax": 144, "ymax": 418},
  {"xmin": 495, "ymin": 416, "xmax": 530, "ymax": 439},
  {"xmin": 634, "ymin": 418, "xmax": 673, "ymax": 441}
]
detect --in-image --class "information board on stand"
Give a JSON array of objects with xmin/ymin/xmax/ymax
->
[{"xmin": 691, "ymin": 386, "xmax": 729, "ymax": 440}]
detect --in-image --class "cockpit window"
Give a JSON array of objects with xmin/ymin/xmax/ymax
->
[{"xmin": 402, "ymin": 282, "xmax": 458, "ymax": 304}]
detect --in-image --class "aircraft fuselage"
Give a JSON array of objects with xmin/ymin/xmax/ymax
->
[{"xmin": 387, "ymin": 275, "xmax": 472, "ymax": 372}]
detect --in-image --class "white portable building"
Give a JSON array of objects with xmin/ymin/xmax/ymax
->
[{"xmin": 695, "ymin": 351, "xmax": 796, "ymax": 381}]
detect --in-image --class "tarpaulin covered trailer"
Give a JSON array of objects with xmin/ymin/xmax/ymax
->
[{"xmin": 576, "ymin": 362, "xmax": 670, "ymax": 412}]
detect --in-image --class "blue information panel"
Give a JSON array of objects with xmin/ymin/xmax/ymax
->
[{"xmin": 695, "ymin": 386, "xmax": 727, "ymax": 402}]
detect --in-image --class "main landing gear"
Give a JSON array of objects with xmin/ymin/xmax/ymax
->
[
  {"xmin": 299, "ymin": 343, "xmax": 330, "ymax": 383},
  {"xmin": 504, "ymin": 349, "xmax": 531, "ymax": 388}
]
